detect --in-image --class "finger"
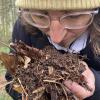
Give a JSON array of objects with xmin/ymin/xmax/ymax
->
[
  {"xmin": 64, "ymin": 80, "xmax": 94, "ymax": 99},
  {"xmin": 80, "ymin": 61, "xmax": 94, "ymax": 78},
  {"xmin": 80, "ymin": 61, "xmax": 95, "ymax": 91},
  {"xmin": 83, "ymin": 75, "xmax": 95, "ymax": 92}
]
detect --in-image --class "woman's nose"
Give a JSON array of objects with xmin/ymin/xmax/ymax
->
[{"xmin": 49, "ymin": 20, "xmax": 67, "ymax": 43}]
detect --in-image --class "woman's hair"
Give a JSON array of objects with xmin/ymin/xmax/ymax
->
[
  {"xmin": 91, "ymin": 9, "xmax": 100, "ymax": 56},
  {"xmin": 19, "ymin": 9, "xmax": 100, "ymax": 56},
  {"xmin": 18, "ymin": 9, "xmax": 41, "ymax": 35}
]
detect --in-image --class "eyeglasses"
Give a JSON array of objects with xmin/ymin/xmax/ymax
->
[{"xmin": 21, "ymin": 9, "xmax": 98, "ymax": 29}]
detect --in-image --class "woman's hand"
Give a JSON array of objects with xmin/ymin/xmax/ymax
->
[{"xmin": 64, "ymin": 61, "xmax": 95, "ymax": 99}]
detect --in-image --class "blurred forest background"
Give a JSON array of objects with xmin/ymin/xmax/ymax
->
[
  {"xmin": 0, "ymin": 0, "xmax": 17, "ymax": 99},
  {"xmin": 0, "ymin": 0, "xmax": 17, "ymax": 42}
]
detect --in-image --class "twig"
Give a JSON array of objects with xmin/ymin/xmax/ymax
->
[
  {"xmin": 0, "ymin": 40, "xmax": 16, "ymax": 52},
  {"xmin": 22, "ymin": 93, "xmax": 25, "ymax": 100},
  {"xmin": 0, "ymin": 80, "xmax": 13, "ymax": 89},
  {"xmin": 17, "ymin": 78, "xmax": 28, "ymax": 100},
  {"xmin": 43, "ymin": 79, "xmax": 56, "ymax": 83},
  {"xmin": 33, "ymin": 92, "xmax": 44, "ymax": 100},
  {"xmin": 43, "ymin": 80, "xmax": 68, "ymax": 99},
  {"xmin": 32, "ymin": 86, "xmax": 45, "ymax": 94}
]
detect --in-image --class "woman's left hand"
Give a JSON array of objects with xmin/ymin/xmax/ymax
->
[{"xmin": 64, "ymin": 61, "xmax": 95, "ymax": 99}]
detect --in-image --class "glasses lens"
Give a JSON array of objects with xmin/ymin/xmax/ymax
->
[
  {"xmin": 61, "ymin": 14, "xmax": 93, "ymax": 29},
  {"xmin": 31, "ymin": 13, "xmax": 49, "ymax": 27},
  {"xmin": 23, "ymin": 12, "xmax": 49, "ymax": 28}
]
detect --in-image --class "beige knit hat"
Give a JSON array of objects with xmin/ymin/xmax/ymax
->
[{"xmin": 15, "ymin": 0, "xmax": 100, "ymax": 10}]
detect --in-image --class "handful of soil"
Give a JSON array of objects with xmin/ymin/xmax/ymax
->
[{"xmin": 0, "ymin": 41, "xmax": 89, "ymax": 100}]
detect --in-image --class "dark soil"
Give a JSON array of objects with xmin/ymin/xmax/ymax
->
[{"xmin": 8, "ymin": 41, "xmax": 89, "ymax": 100}]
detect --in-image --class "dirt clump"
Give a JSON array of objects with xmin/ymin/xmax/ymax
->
[{"xmin": 0, "ymin": 41, "xmax": 89, "ymax": 100}]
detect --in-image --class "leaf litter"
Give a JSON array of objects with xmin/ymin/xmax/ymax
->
[{"xmin": 0, "ymin": 41, "xmax": 91, "ymax": 100}]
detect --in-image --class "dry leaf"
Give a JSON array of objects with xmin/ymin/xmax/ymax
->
[
  {"xmin": 18, "ymin": 56, "xmax": 25, "ymax": 63},
  {"xmin": 0, "ymin": 52, "xmax": 16, "ymax": 74},
  {"xmin": 13, "ymin": 84, "xmax": 23, "ymax": 93},
  {"xmin": 48, "ymin": 66, "xmax": 54, "ymax": 75},
  {"xmin": 24, "ymin": 56, "xmax": 31, "ymax": 69}
]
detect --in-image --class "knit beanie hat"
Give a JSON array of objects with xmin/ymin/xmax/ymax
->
[{"xmin": 15, "ymin": 0, "xmax": 100, "ymax": 10}]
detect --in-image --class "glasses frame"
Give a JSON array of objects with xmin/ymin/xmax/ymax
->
[
  {"xmin": 60, "ymin": 10, "xmax": 98, "ymax": 29},
  {"xmin": 22, "ymin": 11, "xmax": 50, "ymax": 28},
  {"xmin": 20, "ymin": 9, "xmax": 99, "ymax": 29}
]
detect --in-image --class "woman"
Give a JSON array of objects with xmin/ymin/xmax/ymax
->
[{"xmin": 6, "ymin": 0, "xmax": 100, "ymax": 100}]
